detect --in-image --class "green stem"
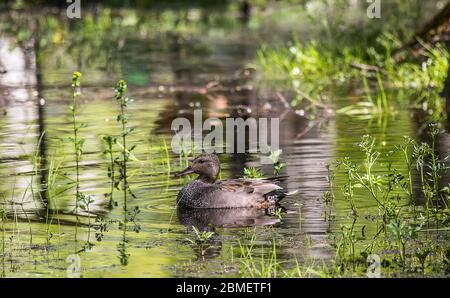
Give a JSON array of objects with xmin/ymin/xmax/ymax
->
[
  {"xmin": 121, "ymin": 104, "xmax": 127, "ymax": 214},
  {"xmin": 109, "ymin": 147, "xmax": 115, "ymax": 207}
]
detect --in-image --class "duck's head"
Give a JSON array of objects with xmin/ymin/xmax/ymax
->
[{"xmin": 175, "ymin": 154, "xmax": 220, "ymax": 183}]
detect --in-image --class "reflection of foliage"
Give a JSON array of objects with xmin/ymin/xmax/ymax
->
[
  {"xmin": 117, "ymin": 238, "xmax": 130, "ymax": 266},
  {"xmin": 0, "ymin": 6, "xmax": 245, "ymax": 86},
  {"xmin": 102, "ymin": 135, "xmax": 117, "ymax": 208},
  {"xmin": 94, "ymin": 216, "xmax": 115, "ymax": 242},
  {"xmin": 127, "ymin": 206, "xmax": 141, "ymax": 233}
]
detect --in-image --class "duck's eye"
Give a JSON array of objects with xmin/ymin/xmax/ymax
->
[{"xmin": 198, "ymin": 159, "xmax": 205, "ymax": 163}]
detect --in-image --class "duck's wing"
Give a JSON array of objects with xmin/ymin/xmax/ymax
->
[{"xmin": 218, "ymin": 178, "xmax": 282, "ymax": 195}]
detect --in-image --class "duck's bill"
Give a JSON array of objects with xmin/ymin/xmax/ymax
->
[{"xmin": 174, "ymin": 166, "xmax": 194, "ymax": 177}]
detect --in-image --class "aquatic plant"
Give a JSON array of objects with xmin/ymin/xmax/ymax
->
[
  {"xmin": 412, "ymin": 125, "xmax": 449, "ymax": 223},
  {"xmin": 102, "ymin": 135, "xmax": 117, "ymax": 208},
  {"xmin": 415, "ymin": 244, "xmax": 433, "ymax": 274},
  {"xmin": 236, "ymin": 232, "xmax": 318, "ymax": 278},
  {"xmin": 78, "ymin": 193, "xmax": 95, "ymax": 247},
  {"xmin": 257, "ymin": 41, "xmax": 347, "ymax": 112},
  {"xmin": 268, "ymin": 149, "xmax": 285, "ymax": 176},
  {"xmin": 334, "ymin": 135, "xmax": 405, "ymax": 223},
  {"xmin": 387, "ymin": 217, "xmax": 420, "ymax": 266},
  {"xmin": 113, "ymin": 79, "xmax": 139, "ymax": 266},
  {"xmin": 186, "ymin": 226, "xmax": 215, "ymax": 258},
  {"xmin": 326, "ymin": 131, "xmax": 450, "ymax": 276},
  {"xmin": 238, "ymin": 234, "xmax": 279, "ymax": 278},
  {"xmin": 44, "ymin": 150, "xmax": 63, "ymax": 244},
  {"xmin": 257, "ymin": 36, "xmax": 449, "ymax": 119},
  {"xmin": 395, "ymin": 136, "xmax": 415, "ymax": 200},
  {"xmin": 69, "ymin": 71, "xmax": 84, "ymax": 223},
  {"xmin": 337, "ymin": 71, "xmax": 390, "ymax": 116},
  {"xmin": 243, "ymin": 167, "xmax": 263, "ymax": 179},
  {"xmin": 159, "ymin": 138, "xmax": 172, "ymax": 175},
  {"xmin": 273, "ymin": 207, "xmax": 284, "ymax": 220},
  {"xmin": 334, "ymin": 220, "xmax": 357, "ymax": 267},
  {"xmin": 114, "ymin": 79, "xmax": 134, "ymax": 213}
]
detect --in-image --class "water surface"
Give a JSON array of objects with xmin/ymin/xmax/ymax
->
[{"xmin": 0, "ymin": 7, "xmax": 448, "ymax": 277}]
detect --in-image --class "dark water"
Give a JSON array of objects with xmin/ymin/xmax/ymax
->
[{"xmin": 0, "ymin": 7, "xmax": 449, "ymax": 277}]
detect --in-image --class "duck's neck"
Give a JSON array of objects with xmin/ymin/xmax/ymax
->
[{"xmin": 197, "ymin": 175, "xmax": 217, "ymax": 184}]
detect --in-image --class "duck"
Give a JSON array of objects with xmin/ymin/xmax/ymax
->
[{"xmin": 175, "ymin": 154, "xmax": 294, "ymax": 209}]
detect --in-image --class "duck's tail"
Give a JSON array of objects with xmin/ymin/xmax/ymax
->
[{"xmin": 265, "ymin": 189, "xmax": 298, "ymax": 204}]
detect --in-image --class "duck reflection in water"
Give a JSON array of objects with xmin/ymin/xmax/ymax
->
[{"xmin": 177, "ymin": 207, "xmax": 282, "ymax": 260}]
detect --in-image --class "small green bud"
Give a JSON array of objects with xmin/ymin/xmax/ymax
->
[
  {"xmin": 72, "ymin": 71, "xmax": 82, "ymax": 87},
  {"xmin": 115, "ymin": 80, "xmax": 127, "ymax": 94}
]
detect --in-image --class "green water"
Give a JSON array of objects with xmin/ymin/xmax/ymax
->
[{"xmin": 0, "ymin": 4, "xmax": 449, "ymax": 277}]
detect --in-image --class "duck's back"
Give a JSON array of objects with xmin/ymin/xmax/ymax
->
[{"xmin": 177, "ymin": 178, "xmax": 284, "ymax": 209}]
